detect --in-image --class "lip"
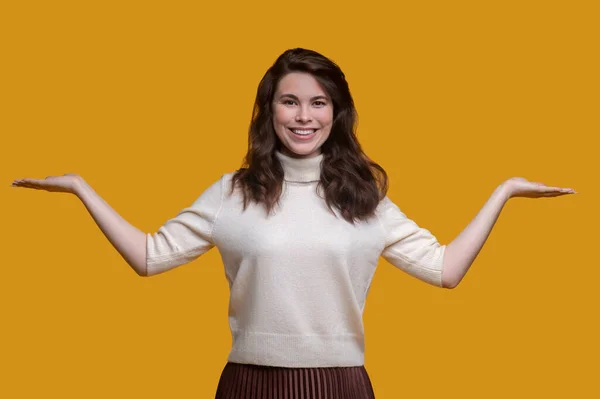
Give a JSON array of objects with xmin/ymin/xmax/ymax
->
[{"xmin": 288, "ymin": 127, "xmax": 318, "ymax": 140}]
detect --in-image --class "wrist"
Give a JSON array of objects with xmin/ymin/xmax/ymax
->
[
  {"xmin": 496, "ymin": 181, "xmax": 513, "ymax": 202},
  {"xmin": 72, "ymin": 176, "xmax": 88, "ymax": 197}
]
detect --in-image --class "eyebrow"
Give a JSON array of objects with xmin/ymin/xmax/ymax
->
[{"xmin": 278, "ymin": 94, "xmax": 329, "ymax": 101}]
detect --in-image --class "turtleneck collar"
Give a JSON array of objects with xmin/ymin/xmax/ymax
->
[{"xmin": 275, "ymin": 150, "xmax": 323, "ymax": 183}]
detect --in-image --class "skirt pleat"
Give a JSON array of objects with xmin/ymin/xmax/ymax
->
[{"xmin": 215, "ymin": 362, "xmax": 376, "ymax": 399}]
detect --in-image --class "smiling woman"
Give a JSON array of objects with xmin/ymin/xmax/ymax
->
[
  {"xmin": 10, "ymin": 47, "xmax": 576, "ymax": 399},
  {"xmin": 231, "ymin": 48, "xmax": 388, "ymax": 225},
  {"xmin": 272, "ymin": 72, "xmax": 334, "ymax": 158}
]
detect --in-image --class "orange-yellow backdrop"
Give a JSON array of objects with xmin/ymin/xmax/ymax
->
[{"xmin": 1, "ymin": 1, "xmax": 598, "ymax": 398}]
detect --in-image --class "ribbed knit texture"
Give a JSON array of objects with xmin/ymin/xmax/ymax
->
[
  {"xmin": 146, "ymin": 151, "xmax": 445, "ymax": 367},
  {"xmin": 215, "ymin": 362, "xmax": 376, "ymax": 399}
]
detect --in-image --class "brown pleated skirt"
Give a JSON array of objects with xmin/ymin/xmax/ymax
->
[{"xmin": 215, "ymin": 362, "xmax": 376, "ymax": 399}]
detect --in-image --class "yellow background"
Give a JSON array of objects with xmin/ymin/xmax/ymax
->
[{"xmin": 1, "ymin": 0, "xmax": 598, "ymax": 397}]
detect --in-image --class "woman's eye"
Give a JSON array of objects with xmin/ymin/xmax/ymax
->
[
  {"xmin": 314, "ymin": 101, "xmax": 326, "ymax": 106},
  {"xmin": 284, "ymin": 100, "xmax": 296, "ymax": 105}
]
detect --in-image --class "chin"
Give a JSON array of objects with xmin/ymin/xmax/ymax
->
[{"xmin": 283, "ymin": 144, "xmax": 322, "ymax": 158}]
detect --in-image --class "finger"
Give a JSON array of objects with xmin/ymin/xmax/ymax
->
[
  {"xmin": 542, "ymin": 190, "xmax": 575, "ymax": 197},
  {"xmin": 12, "ymin": 179, "xmax": 45, "ymax": 189},
  {"xmin": 545, "ymin": 193, "xmax": 572, "ymax": 198},
  {"xmin": 13, "ymin": 181, "xmax": 38, "ymax": 189},
  {"xmin": 540, "ymin": 186, "xmax": 565, "ymax": 193},
  {"xmin": 19, "ymin": 178, "xmax": 41, "ymax": 185},
  {"xmin": 557, "ymin": 187, "xmax": 576, "ymax": 193}
]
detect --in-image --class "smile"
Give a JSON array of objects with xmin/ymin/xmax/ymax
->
[{"xmin": 288, "ymin": 128, "xmax": 318, "ymax": 139}]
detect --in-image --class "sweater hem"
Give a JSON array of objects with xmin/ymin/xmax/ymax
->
[{"xmin": 227, "ymin": 330, "xmax": 365, "ymax": 368}]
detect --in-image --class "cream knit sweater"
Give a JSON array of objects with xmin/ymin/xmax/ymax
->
[{"xmin": 146, "ymin": 151, "xmax": 446, "ymax": 368}]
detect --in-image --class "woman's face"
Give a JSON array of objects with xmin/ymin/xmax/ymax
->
[{"xmin": 272, "ymin": 72, "xmax": 333, "ymax": 159}]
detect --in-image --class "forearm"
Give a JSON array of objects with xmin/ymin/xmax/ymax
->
[
  {"xmin": 74, "ymin": 178, "xmax": 147, "ymax": 276},
  {"xmin": 441, "ymin": 184, "xmax": 510, "ymax": 288}
]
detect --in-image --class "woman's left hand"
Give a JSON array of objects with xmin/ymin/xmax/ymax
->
[{"xmin": 501, "ymin": 177, "xmax": 577, "ymax": 199}]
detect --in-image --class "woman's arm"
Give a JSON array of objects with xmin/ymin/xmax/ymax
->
[
  {"xmin": 441, "ymin": 177, "xmax": 576, "ymax": 288},
  {"xmin": 74, "ymin": 178, "xmax": 147, "ymax": 276},
  {"xmin": 12, "ymin": 174, "xmax": 148, "ymax": 276}
]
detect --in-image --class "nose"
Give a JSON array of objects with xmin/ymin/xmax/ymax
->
[{"xmin": 295, "ymin": 106, "xmax": 312, "ymax": 123}]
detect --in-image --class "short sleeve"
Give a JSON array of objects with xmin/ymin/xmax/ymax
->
[
  {"xmin": 146, "ymin": 175, "xmax": 225, "ymax": 276},
  {"xmin": 376, "ymin": 196, "xmax": 446, "ymax": 287}
]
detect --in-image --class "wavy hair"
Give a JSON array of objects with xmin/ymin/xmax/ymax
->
[{"xmin": 230, "ymin": 48, "xmax": 388, "ymax": 224}]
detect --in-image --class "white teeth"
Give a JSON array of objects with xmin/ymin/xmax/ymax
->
[{"xmin": 292, "ymin": 129, "xmax": 316, "ymax": 135}]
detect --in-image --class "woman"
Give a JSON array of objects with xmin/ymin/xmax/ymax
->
[{"xmin": 11, "ymin": 48, "xmax": 576, "ymax": 398}]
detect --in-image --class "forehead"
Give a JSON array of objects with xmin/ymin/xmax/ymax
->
[{"xmin": 275, "ymin": 72, "xmax": 328, "ymax": 97}]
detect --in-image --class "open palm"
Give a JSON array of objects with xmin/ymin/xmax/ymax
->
[
  {"xmin": 504, "ymin": 177, "xmax": 576, "ymax": 198},
  {"xmin": 11, "ymin": 173, "xmax": 83, "ymax": 194}
]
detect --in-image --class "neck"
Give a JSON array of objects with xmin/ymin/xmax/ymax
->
[{"xmin": 275, "ymin": 150, "xmax": 323, "ymax": 183}]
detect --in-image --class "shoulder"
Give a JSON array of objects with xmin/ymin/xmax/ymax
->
[
  {"xmin": 201, "ymin": 171, "xmax": 247, "ymax": 204},
  {"xmin": 375, "ymin": 195, "xmax": 404, "ymax": 216},
  {"xmin": 222, "ymin": 171, "xmax": 237, "ymax": 182},
  {"xmin": 204, "ymin": 172, "xmax": 237, "ymax": 190},
  {"xmin": 188, "ymin": 172, "xmax": 236, "ymax": 206},
  {"xmin": 374, "ymin": 194, "xmax": 411, "ymax": 230}
]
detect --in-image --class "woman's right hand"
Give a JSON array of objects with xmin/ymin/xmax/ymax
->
[
  {"xmin": 11, "ymin": 173, "xmax": 84, "ymax": 194},
  {"xmin": 12, "ymin": 172, "xmax": 148, "ymax": 275}
]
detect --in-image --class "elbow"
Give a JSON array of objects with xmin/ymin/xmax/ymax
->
[
  {"xmin": 135, "ymin": 239, "xmax": 149, "ymax": 277},
  {"xmin": 135, "ymin": 233, "xmax": 152, "ymax": 277},
  {"xmin": 131, "ymin": 260, "xmax": 149, "ymax": 277},
  {"xmin": 440, "ymin": 254, "xmax": 463, "ymax": 289},
  {"xmin": 136, "ymin": 268, "xmax": 148, "ymax": 277},
  {"xmin": 441, "ymin": 272, "xmax": 461, "ymax": 289},
  {"xmin": 442, "ymin": 278, "xmax": 460, "ymax": 289}
]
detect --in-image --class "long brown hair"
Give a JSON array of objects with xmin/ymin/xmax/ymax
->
[{"xmin": 230, "ymin": 48, "xmax": 388, "ymax": 224}]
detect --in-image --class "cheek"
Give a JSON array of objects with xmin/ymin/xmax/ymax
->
[
  {"xmin": 273, "ymin": 108, "xmax": 292, "ymax": 126},
  {"xmin": 318, "ymin": 109, "xmax": 334, "ymax": 126}
]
